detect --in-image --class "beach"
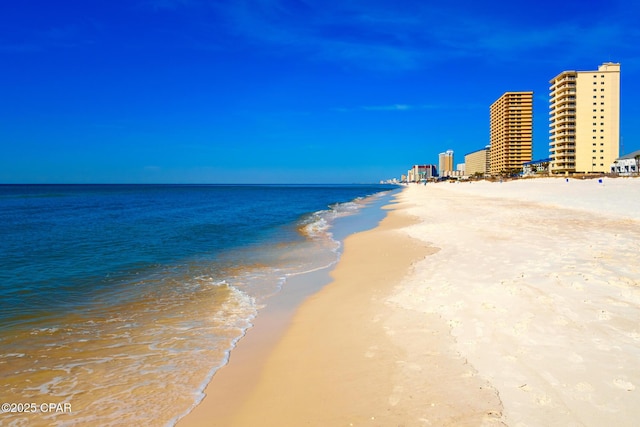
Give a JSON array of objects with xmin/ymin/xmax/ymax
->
[
  {"xmin": 179, "ymin": 177, "xmax": 640, "ymax": 426},
  {"xmin": 0, "ymin": 184, "xmax": 396, "ymax": 427}
]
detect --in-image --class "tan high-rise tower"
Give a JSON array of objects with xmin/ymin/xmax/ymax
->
[
  {"xmin": 549, "ymin": 62, "xmax": 620, "ymax": 174},
  {"xmin": 438, "ymin": 150, "xmax": 454, "ymax": 177},
  {"xmin": 489, "ymin": 92, "xmax": 533, "ymax": 175}
]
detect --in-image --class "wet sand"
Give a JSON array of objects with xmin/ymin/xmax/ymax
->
[
  {"xmin": 179, "ymin": 196, "xmax": 503, "ymax": 426},
  {"xmin": 180, "ymin": 177, "xmax": 640, "ymax": 426}
]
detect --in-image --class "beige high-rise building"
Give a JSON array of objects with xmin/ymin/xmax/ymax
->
[
  {"xmin": 438, "ymin": 150, "xmax": 454, "ymax": 177},
  {"xmin": 464, "ymin": 146, "xmax": 490, "ymax": 176},
  {"xmin": 489, "ymin": 91, "xmax": 533, "ymax": 175},
  {"xmin": 549, "ymin": 62, "xmax": 620, "ymax": 174}
]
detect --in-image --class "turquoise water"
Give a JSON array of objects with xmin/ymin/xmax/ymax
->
[{"xmin": 0, "ymin": 184, "xmax": 397, "ymax": 426}]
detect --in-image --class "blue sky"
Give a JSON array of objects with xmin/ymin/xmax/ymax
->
[{"xmin": 1, "ymin": 0, "xmax": 639, "ymax": 183}]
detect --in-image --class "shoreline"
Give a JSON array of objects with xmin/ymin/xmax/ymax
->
[
  {"xmin": 179, "ymin": 177, "xmax": 640, "ymax": 426},
  {"xmin": 178, "ymin": 188, "xmax": 504, "ymax": 426},
  {"xmin": 171, "ymin": 188, "xmax": 398, "ymax": 425},
  {"xmin": 175, "ymin": 189, "xmax": 403, "ymax": 425},
  {"xmin": 176, "ymin": 262, "xmax": 349, "ymax": 426},
  {"xmin": 177, "ymin": 191, "xmax": 416, "ymax": 426}
]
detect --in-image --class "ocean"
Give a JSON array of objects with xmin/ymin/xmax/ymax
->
[{"xmin": 0, "ymin": 184, "xmax": 398, "ymax": 426}]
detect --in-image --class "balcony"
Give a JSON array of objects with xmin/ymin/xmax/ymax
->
[
  {"xmin": 555, "ymin": 131, "xmax": 576, "ymax": 137},
  {"xmin": 555, "ymin": 136, "xmax": 576, "ymax": 142},
  {"xmin": 550, "ymin": 74, "xmax": 576, "ymax": 87},
  {"xmin": 555, "ymin": 103, "xmax": 576, "ymax": 114},
  {"xmin": 555, "ymin": 123, "xmax": 576, "ymax": 130},
  {"xmin": 553, "ymin": 155, "xmax": 576, "ymax": 164},
  {"xmin": 553, "ymin": 81, "xmax": 577, "ymax": 92},
  {"xmin": 555, "ymin": 89, "xmax": 576, "ymax": 100},
  {"xmin": 555, "ymin": 145, "xmax": 576, "ymax": 153},
  {"xmin": 552, "ymin": 160, "xmax": 576, "ymax": 166},
  {"xmin": 553, "ymin": 118, "xmax": 576, "ymax": 127}
]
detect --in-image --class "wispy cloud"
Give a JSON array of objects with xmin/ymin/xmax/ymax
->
[
  {"xmin": 129, "ymin": 0, "xmax": 639, "ymax": 71},
  {"xmin": 143, "ymin": 0, "xmax": 199, "ymax": 11},
  {"xmin": 363, "ymin": 104, "xmax": 413, "ymax": 111},
  {"xmin": 0, "ymin": 42, "xmax": 41, "ymax": 52},
  {"xmin": 0, "ymin": 22, "xmax": 96, "ymax": 53},
  {"xmin": 208, "ymin": 0, "xmax": 637, "ymax": 70},
  {"xmin": 205, "ymin": 0, "xmax": 424, "ymax": 69},
  {"xmin": 334, "ymin": 103, "xmax": 481, "ymax": 113}
]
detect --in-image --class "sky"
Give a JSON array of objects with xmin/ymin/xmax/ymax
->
[{"xmin": 1, "ymin": 0, "xmax": 639, "ymax": 184}]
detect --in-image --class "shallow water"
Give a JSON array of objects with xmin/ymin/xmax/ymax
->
[{"xmin": 0, "ymin": 184, "xmax": 397, "ymax": 426}]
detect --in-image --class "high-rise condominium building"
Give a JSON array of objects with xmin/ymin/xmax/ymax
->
[
  {"xmin": 464, "ymin": 146, "xmax": 490, "ymax": 176},
  {"xmin": 549, "ymin": 62, "xmax": 620, "ymax": 174},
  {"xmin": 489, "ymin": 92, "xmax": 533, "ymax": 175},
  {"xmin": 407, "ymin": 164, "xmax": 437, "ymax": 182},
  {"xmin": 438, "ymin": 150, "xmax": 454, "ymax": 177}
]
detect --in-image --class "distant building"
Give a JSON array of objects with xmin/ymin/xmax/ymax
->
[
  {"xmin": 438, "ymin": 150, "xmax": 454, "ymax": 176},
  {"xmin": 464, "ymin": 146, "xmax": 490, "ymax": 176},
  {"xmin": 610, "ymin": 149, "xmax": 640, "ymax": 176},
  {"xmin": 489, "ymin": 91, "xmax": 533, "ymax": 175},
  {"xmin": 522, "ymin": 158, "xmax": 552, "ymax": 176},
  {"xmin": 407, "ymin": 165, "xmax": 437, "ymax": 182},
  {"xmin": 549, "ymin": 62, "xmax": 620, "ymax": 174},
  {"xmin": 446, "ymin": 163, "xmax": 464, "ymax": 178}
]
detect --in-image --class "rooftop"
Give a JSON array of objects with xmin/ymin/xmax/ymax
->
[{"xmin": 618, "ymin": 150, "xmax": 640, "ymax": 160}]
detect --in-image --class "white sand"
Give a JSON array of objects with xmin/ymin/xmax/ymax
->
[
  {"xmin": 179, "ymin": 177, "xmax": 639, "ymax": 427},
  {"xmin": 390, "ymin": 177, "xmax": 640, "ymax": 426}
]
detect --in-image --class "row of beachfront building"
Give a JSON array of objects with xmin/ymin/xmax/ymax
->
[{"xmin": 398, "ymin": 62, "xmax": 638, "ymax": 183}]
